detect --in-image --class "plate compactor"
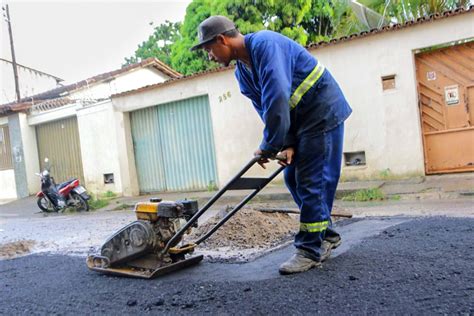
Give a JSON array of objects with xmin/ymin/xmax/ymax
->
[{"xmin": 86, "ymin": 156, "xmax": 285, "ymax": 279}]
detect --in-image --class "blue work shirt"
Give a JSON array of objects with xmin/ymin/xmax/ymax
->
[{"xmin": 235, "ymin": 30, "xmax": 352, "ymax": 154}]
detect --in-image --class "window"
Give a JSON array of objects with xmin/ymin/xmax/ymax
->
[
  {"xmin": 0, "ymin": 125, "xmax": 13, "ymax": 170},
  {"xmin": 382, "ymin": 75, "xmax": 396, "ymax": 91}
]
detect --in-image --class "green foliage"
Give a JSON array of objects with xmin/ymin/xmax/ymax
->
[
  {"xmin": 126, "ymin": 0, "xmax": 366, "ymax": 75},
  {"xmin": 341, "ymin": 188, "xmax": 386, "ymax": 202},
  {"xmin": 102, "ymin": 190, "xmax": 117, "ymax": 199},
  {"xmin": 379, "ymin": 168, "xmax": 392, "ymax": 179},
  {"xmin": 86, "ymin": 191, "xmax": 117, "ymax": 210},
  {"xmin": 124, "ymin": 20, "xmax": 182, "ymax": 67},
  {"xmin": 207, "ymin": 180, "xmax": 218, "ymax": 192},
  {"xmin": 359, "ymin": 0, "xmax": 470, "ymax": 23},
  {"xmin": 88, "ymin": 197, "xmax": 109, "ymax": 210},
  {"xmin": 126, "ymin": 0, "xmax": 466, "ymax": 74},
  {"xmin": 113, "ymin": 203, "xmax": 132, "ymax": 211}
]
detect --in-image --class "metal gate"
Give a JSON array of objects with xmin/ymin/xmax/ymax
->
[
  {"xmin": 415, "ymin": 41, "xmax": 474, "ymax": 174},
  {"xmin": 36, "ymin": 117, "xmax": 84, "ymax": 183},
  {"xmin": 131, "ymin": 95, "xmax": 218, "ymax": 192}
]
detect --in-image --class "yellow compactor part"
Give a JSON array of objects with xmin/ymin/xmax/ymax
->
[
  {"xmin": 134, "ymin": 202, "xmax": 160, "ymax": 221},
  {"xmin": 168, "ymin": 243, "xmax": 197, "ymax": 254}
]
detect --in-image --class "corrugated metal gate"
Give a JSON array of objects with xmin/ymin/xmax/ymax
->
[
  {"xmin": 36, "ymin": 117, "xmax": 84, "ymax": 183},
  {"xmin": 131, "ymin": 95, "xmax": 218, "ymax": 193},
  {"xmin": 416, "ymin": 42, "xmax": 474, "ymax": 174}
]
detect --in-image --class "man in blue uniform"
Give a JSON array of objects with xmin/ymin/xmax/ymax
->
[{"xmin": 191, "ymin": 16, "xmax": 352, "ymax": 274}]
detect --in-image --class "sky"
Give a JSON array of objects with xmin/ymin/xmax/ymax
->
[{"xmin": 1, "ymin": 0, "xmax": 191, "ymax": 83}]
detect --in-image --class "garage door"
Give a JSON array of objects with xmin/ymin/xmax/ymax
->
[
  {"xmin": 36, "ymin": 117, "xmax": 84, "ymax": 183},
  {"xmin": 131, "ymin": 95, "xmax": 218, "ymax": 192},
  {"xmin": 416, "ymin": 41, "xmax": 474, "ymax": 174}
]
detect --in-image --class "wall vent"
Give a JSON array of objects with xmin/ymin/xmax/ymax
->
[{"xmin": 344, "ymin": 151, "xmax": 366, "ymax": 166}]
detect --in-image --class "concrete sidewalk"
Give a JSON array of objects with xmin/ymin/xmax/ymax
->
[{"xmin": 103, "ymin": 172, "xmax": 473, "ymax": 211}]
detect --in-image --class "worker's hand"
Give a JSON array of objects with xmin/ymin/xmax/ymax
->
[
  {"xmin": 254, "ymin": 149, "xmax": 270, "ymax": 169},
  {"xmin": 278, "ymin": 147, "xmax": 294, "ymax": 167}
]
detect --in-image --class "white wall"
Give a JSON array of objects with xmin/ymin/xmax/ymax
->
[
  {"xmin": 0, "ymin": 169, "xmax": 17, "ymax": 200},
  {"xmin": 0, "ymin": 60, "xmax": 60, "ymax": 105},
  {"xmin": 114, "ymin": 12, "xmax": 474, "ymax": 185},
  {"xmin": 70, "ymin": 68, "xmax": 169, "ymax": 101},
  {"xmin": 76, "ymin": 100, "xmax": 123, "ymax": 194},
  {"xmin": 21, "ymin": 65, "xmax": 171, "ymax": 196},
  {"xmin": 0, "ymin": 116, "xmax": 17, "ymax": 200},
  {"xmin": 112, "ymin": 70, "xmax": 272, "ymax": 188},
  {"xmin": 310, "ymin": 12, "xmax": 474, "ymax": 179},
  {"xmin": 17, "ymin": 113, "xmax": 40, "ymax": 194}
]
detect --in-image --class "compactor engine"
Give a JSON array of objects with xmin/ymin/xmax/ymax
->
[{"xmin": 86, "ymin": 199, "xmax": 201, "ymax": 278}]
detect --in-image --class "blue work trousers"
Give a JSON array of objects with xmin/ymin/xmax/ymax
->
[{"xmin": 284, "ymin": 123, "xmax": 344, "ymax": 258}]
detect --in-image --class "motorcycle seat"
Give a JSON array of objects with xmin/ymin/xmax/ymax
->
[{"xmin": 57, "ymin": 178, "xmax": 77, "ymax": 190}]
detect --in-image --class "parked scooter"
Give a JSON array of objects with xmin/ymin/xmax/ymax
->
[{"xmin": 35, "ymin": 158, "xmax": 90, "ymax": 212}]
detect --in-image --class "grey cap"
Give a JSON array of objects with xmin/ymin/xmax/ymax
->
[{"xmin": 190, "ymin": 15, "xmax": 236, "ymax": 51}]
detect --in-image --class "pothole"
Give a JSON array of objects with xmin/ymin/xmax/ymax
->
[
  {"xmin": 0, "ymin": 240, "xmax": 36, "ymax": 259},
  {"xmin": 184, "ymin": 203, "xmax": 352, "ymax": 263},
  {"xmin": 185, "ymin": 206, "xmax": 292, "ymax": 262}
]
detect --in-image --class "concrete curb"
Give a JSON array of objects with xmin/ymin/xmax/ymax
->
[{"xmin": 97, "ymin": 173, "xmax": 473, "ymax": 212}]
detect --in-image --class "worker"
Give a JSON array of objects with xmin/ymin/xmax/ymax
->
[{"xmin": 191, "ymin": 16, "xmax": 352, "ymax": 274}]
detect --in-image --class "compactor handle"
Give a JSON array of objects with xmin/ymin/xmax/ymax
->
[{"xmin": 163, "ymin": 155, "xmax": 286, "ymax": 254}]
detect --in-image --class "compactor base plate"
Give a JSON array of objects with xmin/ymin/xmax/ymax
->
[{"xmin": 86, "ymin": 254, "xmax": 204, "ymax": 279}]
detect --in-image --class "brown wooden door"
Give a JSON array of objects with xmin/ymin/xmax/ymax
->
[{"xmin": 416, "ymin": 42, "xmax": 474, "ymax": 174}]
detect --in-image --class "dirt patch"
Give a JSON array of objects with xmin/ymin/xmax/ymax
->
[
  {"xmin": 0, "ymin": 240, "xmax": 36, "ymax": 259},
  {"xmin": 186, "ymin": 206, "xmax": 299, "ymax": 251}
]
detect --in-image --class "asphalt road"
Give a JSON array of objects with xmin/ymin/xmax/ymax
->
[{"xmin": 1, "ymin": 216, "xmax": 473, "ymax": 315}]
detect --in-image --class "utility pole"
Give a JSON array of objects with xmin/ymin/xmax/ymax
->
[{"xmin": 3, "ymin": 4, "xmax": 21, "ymax": 102}]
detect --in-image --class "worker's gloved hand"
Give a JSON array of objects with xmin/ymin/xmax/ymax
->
[{"xmin": 254, "ymin": 149, "xmax": 274, "ymax": 169}]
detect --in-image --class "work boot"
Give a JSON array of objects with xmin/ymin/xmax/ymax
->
[
  {"xmin": 279, "ymin": 249, "xmax": 321, "ymax": 275},
  {"xmin": 325, "ymin": 228, "xmax": 342, "ymax": 249},
  {"xmin": 318, "ymin": 240, "xmax": 334, "ymax": 262}
]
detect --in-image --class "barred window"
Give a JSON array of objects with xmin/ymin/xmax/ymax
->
[{"xmin": 0, "ymin": 125, "xmax": 13, "ymax": 170}]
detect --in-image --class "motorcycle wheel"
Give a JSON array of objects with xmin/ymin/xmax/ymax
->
[
  {"xmin": 37, "ymin": 197, "xmax": 56, "ymax": 212},
  {"xmin": 71, "ymin": 193, "xmax": 89, "ymax": 212}
]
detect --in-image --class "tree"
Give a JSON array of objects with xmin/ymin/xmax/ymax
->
[
  {"xmin": 169, "ymin": 0, "xmax": 217, "ymax": 75},
  {"xmin": 124, "ymin": 20, "xmax": 181, "ymax": 67},
  {"xmin": 360, "ymin": 0, "xmax": 470, "ymax": 23},
  {"xmin": 170, "ymin": 0, "xmax": 321, "ymax": 74},
  {"xmin": 128, "ymin": 0, "xmax": 469, "ymax": 75}
]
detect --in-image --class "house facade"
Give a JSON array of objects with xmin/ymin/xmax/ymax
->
[
  {"xmin": 0, "ymin": 58, "xmax": 181, "ymax": 200},
  {"xmin": 1, "ymin": 7, "xmax": 472, "ymax": 200},
  {"xmin": 110, "ymin": 7, "xmax": 474, "ymax": 195}
]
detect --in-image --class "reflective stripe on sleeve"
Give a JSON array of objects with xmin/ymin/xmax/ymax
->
[
  {"xmin": 289, "ymin": 62, "xmax": 325, "ymax": 109},
  {"xmin": 300, "ymin": 220, "xmax": 329, "ymax": 233}
]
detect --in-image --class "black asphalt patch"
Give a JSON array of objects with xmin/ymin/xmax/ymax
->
[{"xmin": 1, "ymin": 217, "xmax": 473, "ymax": 314}]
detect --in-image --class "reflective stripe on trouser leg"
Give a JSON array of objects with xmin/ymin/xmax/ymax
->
[{"xmin": 300, "ymin": 221, "xmax": 329, "ymax": 232}]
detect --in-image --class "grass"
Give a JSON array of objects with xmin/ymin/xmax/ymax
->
[
  {"xmin": 341, "ymin": 188, "xmax": 386, "ymax": 202},
  {"xmin": 88, "ymin": 197, "xmax": 109, "ymax": 210},
  {"xmin": 112, "ymin": 203, "xmax": 132, "ymax": 211},
  {"xmin": 102, "ymin": 191, "xmax": 117, "ymax": 198}
]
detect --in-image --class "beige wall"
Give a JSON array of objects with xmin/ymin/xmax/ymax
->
[
  {"xmin": 112, "ymin": 70, "xmax": 275, "ymax": 187},
  {"xmin": 310, "ymin": 12, "xmax": 474, "ymax": 179},
  {"xmin": 0, "ymin": 169, "xmax": 16, "ymax": 200},
  {"xmin": 71, "ymin": 68, "xmax": 169, "ymax": 101},
  {"xmin": 0, "ymin": 115, "xmax": 17, "ymax": 199},
  {"xmin": 20, "ymin": 66, "xmax": 173, "ymax": 197},
  {"xmin": 18, "ymin": 113, "xmax": 40, "ymax": 194},
  {"xmin": 0, "ymin": 60, "xmax": 60, "ymax": 105},
  {"xmin": 76, "ymin": 100, "xmax": 123, "ymax": 195},
  {"xmin": 114, "ymin": 12, "xmax": 474, "ymax": 186}
]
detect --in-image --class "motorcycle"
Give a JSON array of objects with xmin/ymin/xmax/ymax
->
[{"xmin": 35, "ymin": 158, "xmax": 90, "ymax": 212}]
